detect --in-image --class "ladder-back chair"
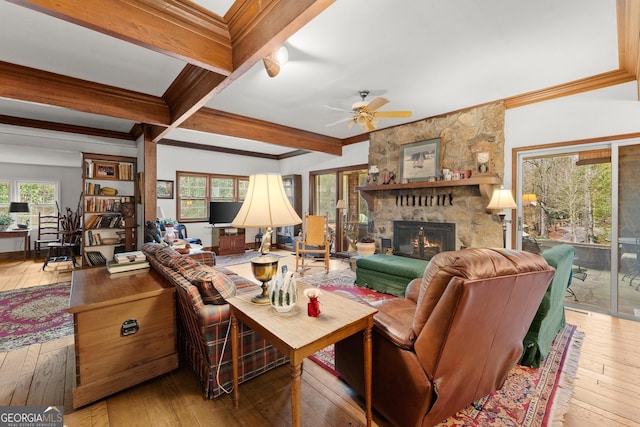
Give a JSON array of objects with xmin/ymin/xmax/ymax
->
[
  {"xmin": 34, "ymin": 212, "xmax": 60, "ymax": 259},
  {"xmin": 295, "ymin": 214, "xmax": 330, "ymax": 273}
]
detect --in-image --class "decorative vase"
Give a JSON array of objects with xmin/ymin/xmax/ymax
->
[
  {"xmin": 307, "ymin": 297, "xmax": 321, "ymax": 317},
  {"xmin": 0, "ymin": 225, "xmax": 8, "ymax": 232},
  {"xmin": 269, "ymin": 268, "xmax": 297, "ymax": 312},
  {"xmin": 356, "ymin": 242, "xmax": 376, "ymax": 257}
]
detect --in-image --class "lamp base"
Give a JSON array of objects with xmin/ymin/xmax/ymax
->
[{"xmin": 250, "ymin": 254, "xmax": 279, "ymax": 305}]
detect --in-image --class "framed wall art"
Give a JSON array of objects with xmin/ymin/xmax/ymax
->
[
  {"xmin": 95, "ymin": 162, "xmax": 117, "ymax": 179},
  {"xmin": 399, "ymin": 138, "xmax": 440, "ymax": 183},
  {"xmin": 157, "ymin": 180, "xmax": 174, "ymax": 199}
]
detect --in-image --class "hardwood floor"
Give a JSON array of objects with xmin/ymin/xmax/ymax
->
[{"xmin": 1, "ymin": 254, "xmax": 639, "ymax": 426}]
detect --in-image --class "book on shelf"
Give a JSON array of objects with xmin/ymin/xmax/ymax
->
[
  {"xmin": 84, "ymin": 213, "xmax": 123, "ymax": 229},
  {"xmin": 106, "ymin": 259, "xmax": 150, "ymax": 274},
  {"xmin": 114, "ymin": 250, "xmax": 146, "ymax": 263},
  {"xmin": 84, "ymin": 250, "xmax": 107, "ymax": 266}
]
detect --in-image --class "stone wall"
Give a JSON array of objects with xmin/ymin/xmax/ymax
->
[{"xmin": 366, "ymin": 101, "xmax": 506, "ymax": 250}]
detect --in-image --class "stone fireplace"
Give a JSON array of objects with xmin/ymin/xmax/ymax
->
[
  {"xmin": 361, "ymin": 101, "xmax": 506, "ymax": 250},
  {"xmin": 394, "ymin": 221, "xmax": 455, "ymax": 260}
]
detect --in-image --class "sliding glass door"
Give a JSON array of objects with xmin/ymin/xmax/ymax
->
[{"xmin": 517, "ymin": 140, "xmax": 640, "ymax": 320}]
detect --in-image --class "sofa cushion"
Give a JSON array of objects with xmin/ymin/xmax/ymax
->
[{"xmin": 180, "ymin": 264, "xmax": 237, "ymax": 305}]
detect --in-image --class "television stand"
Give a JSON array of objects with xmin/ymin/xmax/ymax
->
[{"xmin": 217, "ymin": 227, "xmax": 245, "ymax": 256}]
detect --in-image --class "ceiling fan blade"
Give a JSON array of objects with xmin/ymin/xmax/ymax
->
[
  {"xmin": 324, "ymin": 105, "xmax": 352, "ymax": 112},
  {"xmin": 325, "ymin": 117, "xmax": 353, "ymax": 127},
  {"xmin": 366, "ymin": 121, "xmax": 376, "ymax": 131},
  {"xmin": 364, "ymin": 97, "xmax": 389, "ymax": 112},
  {"xmin": 375, "ymin": 111, "xmax": 413, "ymax": 118}
]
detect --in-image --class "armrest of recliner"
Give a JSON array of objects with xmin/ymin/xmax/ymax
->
[
  {"xmin": 374, "ymin": 311, "xmax": 415, "ymax": 350},
  {"xmin": 333, "ymin": 290, "xmax": 415, "ymax": 350}
]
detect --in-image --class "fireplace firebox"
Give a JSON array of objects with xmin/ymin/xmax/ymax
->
[{"xmin": 393, "ymin": 221, "xmax": 456, "ymax": 260}]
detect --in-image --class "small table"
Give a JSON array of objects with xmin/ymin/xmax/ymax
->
[
  {"xmin": 0, "ymin": 228, "xmax": 30, "ymax": 260},
  {"xmin": 229, "ymin": 284, "xmax": 377, "ymax": 427}
]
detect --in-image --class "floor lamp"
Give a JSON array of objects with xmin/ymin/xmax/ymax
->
[
  {"xmin": 486, "ymin": 186, "xmax": 517, "ymax": 248},
  {"xmin": 232, "ymin": 174, "xmax": 302, "ymax": 304}
]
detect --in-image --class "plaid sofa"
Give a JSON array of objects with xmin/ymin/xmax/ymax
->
[{"xmin": 142, "ymin": 243, "xmax": 288, "ymax": 399}]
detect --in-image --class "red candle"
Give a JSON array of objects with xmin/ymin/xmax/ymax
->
[{"xmin": 307, "ymin": 297, "xmax": 321, "ymax": 317}]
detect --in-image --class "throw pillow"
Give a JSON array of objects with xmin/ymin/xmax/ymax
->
[{"xmin": 181, "ymin": 264, "xmax": 237, "ymax": 305}]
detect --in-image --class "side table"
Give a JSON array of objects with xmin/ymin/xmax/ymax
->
[
  {"xmin": 229, "ymin": 284, "xmax": 377, "ymax": 427},
  {"xmin": 68, "ymin": 267, "xmax": 178, "ymax": 408}
]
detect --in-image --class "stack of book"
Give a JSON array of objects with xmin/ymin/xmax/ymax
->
[{"xmin": 107, "ymin": 250, "xmax": 149, "ymax": 274}]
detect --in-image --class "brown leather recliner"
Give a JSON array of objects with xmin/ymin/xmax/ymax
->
[{"xmin": 335, "ymin": 248, "xmax": 555, "ymax": 427}]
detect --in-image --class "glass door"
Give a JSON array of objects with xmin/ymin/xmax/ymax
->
[{"xmin": 517, "ymin": 140, "xmax": 640, "ymax": 320}]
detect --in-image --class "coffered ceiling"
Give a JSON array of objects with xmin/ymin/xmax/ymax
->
[{"xmin": 0, "ymin": 0, "xmax": 638, "ymax": 158}]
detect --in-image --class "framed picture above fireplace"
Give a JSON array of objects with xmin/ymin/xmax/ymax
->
[{"xmin": 399, "ymin": 138, "xmax": 440, "ymax": 183}]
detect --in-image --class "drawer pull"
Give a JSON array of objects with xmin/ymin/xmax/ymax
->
[{"xmin": 121, "ymin": 319, "xmax": 139, "ymax": 336}]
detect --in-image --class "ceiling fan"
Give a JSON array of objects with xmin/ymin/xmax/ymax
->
[{"xmin": 326, "ymin": 90, "xmax": 412, "ymax": 131}]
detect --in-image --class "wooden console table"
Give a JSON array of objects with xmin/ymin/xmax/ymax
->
[
  {"xmin": 68, "ymin": 267, "xmax": 178, "ymax": 408},
  {"xmin": 0, "ymin": 228, "xmax": 30, "ymax": 260},
  {"xmin": 229, "ymin": 285, "xmax": 377, "ymax": 427}
]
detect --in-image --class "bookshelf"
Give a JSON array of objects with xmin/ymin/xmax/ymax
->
[{"xmin": 81, "ymin": 153, "xmax": 138, "ymax": 268}]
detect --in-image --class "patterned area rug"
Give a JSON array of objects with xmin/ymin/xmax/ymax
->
[
  {"xmin": 215, "ymin": 251, "xmax": 283, "ymax": 267},
  {"xmin": 0, "ymin": 282, "xmax": 73, "ymax": 352},
  {"xmin": 309, "ymin": 321, "xmax": 583, "ymax": 427}
]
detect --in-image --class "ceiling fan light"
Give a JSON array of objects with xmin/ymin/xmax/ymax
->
[{"xmin": 352, "ymin": 101, "xmax": 367, "ymax": 110}]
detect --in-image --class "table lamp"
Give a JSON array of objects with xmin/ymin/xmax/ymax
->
[
  {"xmin": 9, "ymin": 202, "xmax": 30, "ymax": 228},
  {"xmin": 232, "ymin": 174, "xmax": 302, "ymax": 304},
  {"xmin": 486, "ymin": 186, "xmax": 517, "ymax": 248}
]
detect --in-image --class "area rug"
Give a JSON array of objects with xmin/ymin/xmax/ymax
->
[
  {"xmin": 215, "ymin": 251, "xmax": 283, "ymax": 267},
  {"xmin": 308, "ymin": 318, "xmax": 583, "ymax": 427},
  {"xmin": 0, "ymin": 282, "xmax": 73, "ymax": 352},
  {"xmin": 296, "ymin": 269, "xmax": 395, "ymax": 304}
]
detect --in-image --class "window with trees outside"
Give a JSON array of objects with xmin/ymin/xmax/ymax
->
[
  {"xmin": 176, "ymin": 172, "xmax": 248, "ymax": 222},
  {"xmin": 0, "ymin": 180, "xmax": 58, "ymax": 226}
]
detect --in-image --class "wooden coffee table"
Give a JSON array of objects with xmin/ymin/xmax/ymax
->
[{"xmin": 229, "ymin": 284, "xmax": 377, "ymax": 427}]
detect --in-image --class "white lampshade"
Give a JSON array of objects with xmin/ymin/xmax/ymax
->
[
  {"xmin": 336, "ymin": 199, "xmax": 346, "ymax": 209},
  {"xmin": 232, "ymin": 174, "xmax": 302, "ymax": 228},
  {"xmin": 157, "ymin": 206, "xmax": 166, "ymax": 220},
  {"xmin": 486, "ymin": 186, "xmax": 517, "ymax": 210}
]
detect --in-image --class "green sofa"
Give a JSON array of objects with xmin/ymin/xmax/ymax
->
[
  {"xmin": 519, "ymin": 244, "xmax": 575, "ymax": 367},
  {"xmin": 355, "ymin": 254, "xmax": 429, "ymax": 297}
]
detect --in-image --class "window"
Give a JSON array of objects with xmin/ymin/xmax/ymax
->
[
  {"xmin": 176, "ymin": 172, "xmax": 247, "ymax": 221},
  {"xmin": 0, "ymin": 180, "xmax": 58, "ymax": 226}
]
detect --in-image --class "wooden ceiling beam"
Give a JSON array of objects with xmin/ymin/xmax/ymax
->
[
  {"xmin": 228, "ymin": 0, "xmax": 334, "ymax": 71},
  {"xmin": 0, "ymin": 114, "xmax": 135, "ymax": 141},
  {"xmin": 149, "ymin": 0, "xmax": 335, "ymax": 143},
  {"xmin": 0, "ymin": 61, "xmax": 169, "ymax": 124},
  {"xmin": 8, "ymin": 0, "xmax": 233, "ymax": 74},
  {"xmin": 181, "ymin": 108, "xmax": 343, "ymax": 155}
]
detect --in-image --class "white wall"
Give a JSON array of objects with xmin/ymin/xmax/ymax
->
[{"xmin": 156, "ymin": 144, "xmax": 280, "ymax": 247}]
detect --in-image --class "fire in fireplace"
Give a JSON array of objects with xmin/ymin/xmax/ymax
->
[{"xmin": 393, "ymin": 221, "xmax": 456, "ymax": 260}]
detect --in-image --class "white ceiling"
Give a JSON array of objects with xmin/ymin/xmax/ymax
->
[{"xmin": 0, "ymin": 0, "xmax": 621, "ymax": 156}]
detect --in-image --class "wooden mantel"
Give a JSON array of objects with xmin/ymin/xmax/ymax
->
[{"xmin": 356, "ymin": 175, "xmax": 502, "ymax": 210}]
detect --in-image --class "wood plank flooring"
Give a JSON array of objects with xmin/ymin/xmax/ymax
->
[{"xmin": 1, "ymin": 253, "xmax": 639, "ymax": 426}]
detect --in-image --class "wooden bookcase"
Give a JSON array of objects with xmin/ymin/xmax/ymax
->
[{"xmin": 81, "ymin": 153, "xmax": 138, "ymax": 268}]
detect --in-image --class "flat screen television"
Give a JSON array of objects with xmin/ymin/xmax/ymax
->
[{"xmin": 209, "ymin": 201, "xmax": 243, "ymax": 227}]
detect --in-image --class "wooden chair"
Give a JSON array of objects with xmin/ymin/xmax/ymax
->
[
  {"xmin": 43, "ymin": 229, "xmax": 81, "ymax": 270},
  {"xmin": 295, "ymin": 214, "xmax": 330, "ymax": 273},
  {"xmin": 33, "ymin": 212, "xmax": 60, "ymax": 259}
]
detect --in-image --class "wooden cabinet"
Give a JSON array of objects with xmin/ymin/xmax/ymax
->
[
  {"xmin": 82, "ymin": 153, "xmax": 138, "ymax": 267},
  {"xmin": 276, "ymin": 174, "xmax": 302, "ymax": 250},
  {"xmin": 218, "ymin": 228, "xmax": 245, "ymax": 255},
  {"xmin": 69, "ymin": 268, "xmax": 178, "ymax": 408}
]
